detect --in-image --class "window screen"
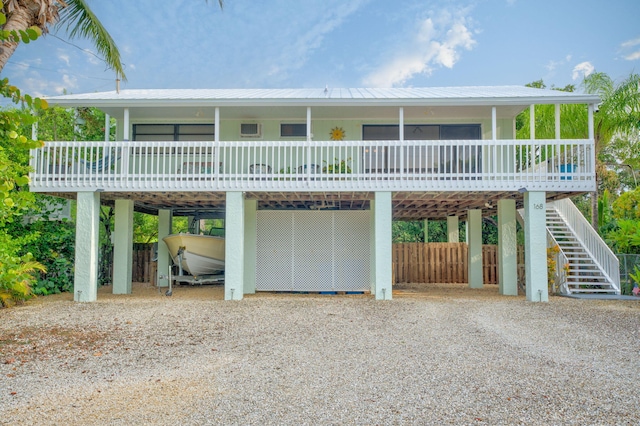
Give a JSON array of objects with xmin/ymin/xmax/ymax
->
[{"xmin": 281, "ymin": 123, "xmax": 307, "ymax": 137}]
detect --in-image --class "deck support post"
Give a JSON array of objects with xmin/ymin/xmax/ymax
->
[
  {"xmin": 447, "ymin": 215, "xmax": 459, "ymax": 243},
  {"xmin": 524, "ymin": 191, "xmax": 548, "ymax": 302},
  {"xmin": 373, "ymin": 192, "xmax": 392, "ymax": 300},
  {"xmin": 498, "ymin": 199, "xmax": 518, "ymax": 296},
  {"xmin": 113, "ymin": 199, "xmax": 134, "ymax": 294},
  {"xmin": 74, "ymin": 191, "xmax": 100, "ymax": 302},
  {"xmin": 369, "ymin": 199, "xmax": 376, "ymax": 294},
  {"xmin": 468, "ymin": 209, "xmax": 483, "ymax": 289},
  {"xmin": 225, "ymin": 192, "xmax": 245, "ymax": 300},
  {"xmin": 244, "ymin": 199, "xmax": 257, "ymax": 294},
  {"xmin": 423, "ymin": 219, "xmax": 428, "ymax": 242},
  {"xmin": 157, "ymin": 209, "xmax": 172, "ymax": 287}
]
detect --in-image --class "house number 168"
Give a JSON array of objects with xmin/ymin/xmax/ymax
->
[{"xmin": 534, "ymin": 203, "xmax": 544, "ymax": 209}]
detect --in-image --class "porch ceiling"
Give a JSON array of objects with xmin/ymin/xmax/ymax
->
[{"xmin": 49, "ymin": 190, "xmax": 584, "ymax": 220}]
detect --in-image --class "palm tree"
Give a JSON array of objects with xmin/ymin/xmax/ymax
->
[
  {"xmin": 0, "ymin": 0, "xmax": 224, "ymax": 79},
  {"xmin": 583, "ymin": 72, "xmax": 640, "ymax": 228}
]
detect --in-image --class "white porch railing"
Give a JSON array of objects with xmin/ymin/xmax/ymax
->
[
  {"xmin": 30, "ymin": 139, "xmax": 595, "ymax": 192},
  {"xmin": 549, "ymin": 198, "xmax": 621, "ymax": 293}
]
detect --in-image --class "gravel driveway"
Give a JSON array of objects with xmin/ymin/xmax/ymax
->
[{"xmin": 1, "ymin": 283, "xmax": 639, "ymax": 425}]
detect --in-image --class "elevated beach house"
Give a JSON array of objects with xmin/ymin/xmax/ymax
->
[{"xmin": 30, "ymin": 86, "xmax": 620, "ymax": 302}]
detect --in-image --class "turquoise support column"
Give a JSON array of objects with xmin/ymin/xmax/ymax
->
[
  {"xmin": 113, "ymin": 199, "xmax": 134, "ymax": 294},
  {"xmin": 370, "ymin": 199, "xmax": 376, "ymax": 293},
  {"xmin": 524, "ymin": 191, "xmax": 548, "ymax": 302},
  {"xmin": 74, "ymin": 192, "xmax": 100, "ymax": 302},
  {"xmin": 468, "ymin": 209, "xmax": 483, "ymax": 289},
  {"xmin": 244, "ymin": 199, "xmax": 257, "ymax": 294},
  {"xmin": 447, "ymin": 215, "xmax": 459, "ymax": 243},
  {"xmin": 225, "ymin": 192, "xmax": 245, "ymax": 300},
  {"xmin": 498, "ymin": 199, "xmax": 518, "ymax": 296},
  {"xmin": 423, "ymin": 219, "xmax": 428, "ymax": 242},
  {"xmin": 374, "ymin": 192, "xmax": 392, "ymax": 300},
  {"xmin": 157, "ymin": 209, "xmax": 172, "ymax": 287}
]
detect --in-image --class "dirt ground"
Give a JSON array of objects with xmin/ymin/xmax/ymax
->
[{"xmin": 32, "ymin": 281, "xmax": 519, "ymax": 303}]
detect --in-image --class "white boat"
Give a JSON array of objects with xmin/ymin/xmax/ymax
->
[{"xmin": 163, "ymin": 233, "xmax": 225, "ymax": 276}]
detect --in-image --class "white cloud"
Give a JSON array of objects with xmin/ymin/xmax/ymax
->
[
  {"xmin": 572, "ymin": 61, "xmax": 594, "ymax": 80},
  {"xmin": 619, "ymin": 37, "xmax": 640, "ymax": 61},
  {"xmin": 624, "ymin": 51, "xmax": 640, "ymax": 61},
  {"xmin": 22, "ymin": 75, "xmax": 72, "ymax": 97},
  {"xmin": 83, "ymin": 49, "xmax": 102, "ymax": 66},
  {"xmin": 267, "ymin": 0, "xmax": 369, "ymax": 78},
  {"xmin": 621, "ymin": 37, "xmax": 640, "ymax": 48},
  {"xmin": 363, "ymin": 9, "xmax": 476, "ymax": 87},
  {"xmin": 58, "ymin": 53, "xmax": 70, "ymax": 66},
  {"xmin": 545, "ymin": 54, "xmax": 572, "ymax": 72}
]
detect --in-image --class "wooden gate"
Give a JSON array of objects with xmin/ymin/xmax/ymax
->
[
  {"xmin": 132, "ymin": 243, "xmax": 156, "ymax": 284},
  {"xmin": 392, "ymin": 243, "xmax": 503, "ymax": 284}
]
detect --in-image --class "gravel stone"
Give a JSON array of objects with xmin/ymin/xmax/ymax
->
[{"xmin": 0, "ymin": 282, "xmax": 638, "ymax": 425}]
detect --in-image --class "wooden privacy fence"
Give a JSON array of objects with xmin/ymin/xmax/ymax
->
[
  {"xmin": 393, "ymin": 243, "xmax": 512, "ymax": 284},
  {"xmin": 132, "ymin": 243, "xmax": 156, "ymax": 284},
  {"xmin": 131, "ymin": 242, "xmax": 523, "ymax": 286}
]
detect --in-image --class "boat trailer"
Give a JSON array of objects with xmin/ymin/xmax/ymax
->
[{"xmin": 164, "ymin": 247, "xmax": 224, "ymax": 296}]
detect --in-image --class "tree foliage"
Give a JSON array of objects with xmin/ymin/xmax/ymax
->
[
  {"xmin": 0, "ymin": 0, "xmax": 126, "ymax": 78},
  {"xmin": 581, "ymin": 72, "xmax": 640, "ymax": 226},
  {"xmin": 0, "ymin": 77, "xmax": 48, "ymax": 306},
  {"xmin": 516, "ymin": 80, "xmax": 588, "ymax": 140}
]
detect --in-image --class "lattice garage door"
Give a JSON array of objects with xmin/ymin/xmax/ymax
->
[{"xmin": 256, "ymin": 211, "xmax": 370, "ymax": 292}]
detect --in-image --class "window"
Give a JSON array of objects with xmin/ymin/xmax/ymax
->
[
  {"xmin": 133, "ymin": 124, "xmax": 215, "ymax": 141},
  {"xmin": 362, "ymin": 124, "xmax": 466, "ymax": 140},
  {"xmin": 440, "ymin": 125, "xmax": 481, "ymax": 140},
  {"xmin": 281, "ymin": 123, "xmax": 307, "ymax": 137},
  {"xmin": 361, "ymin": 124, "xmax": 482, "ymax": 175}
]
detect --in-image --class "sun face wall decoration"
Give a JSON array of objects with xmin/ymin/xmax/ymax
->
[{"xmin": 330, "ymin": 127, "xmax": 345, "ymax": 141}]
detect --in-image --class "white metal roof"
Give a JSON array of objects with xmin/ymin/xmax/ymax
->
[{"xmin": 46, "ymin": 86, "xmax": 600, "ymax": 106}]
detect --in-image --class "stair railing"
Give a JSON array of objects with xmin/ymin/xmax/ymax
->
[
  {"xmin": 549, "ymin": 198, "xmax": 620, "ymax": 294},
  {"xmin": 547, "ymin": 232, "xmax": 570, "ymax": 294}
]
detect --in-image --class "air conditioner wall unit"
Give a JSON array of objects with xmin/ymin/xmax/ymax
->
[{"xmin": 240, "ymin": 123, "xmax": 262, "ymax": 137}]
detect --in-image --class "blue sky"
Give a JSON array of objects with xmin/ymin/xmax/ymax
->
[{"xmin": 5, "ymin": 0, "xmax": 640, "ymax": 96}]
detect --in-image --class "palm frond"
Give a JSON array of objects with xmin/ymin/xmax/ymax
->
[
  {"xmin": 205, "ymin": 0, "xmax": 225, "ymax": 9},
  {"xmin": 56, "ymin": 0, "xmax": 126, "ymax": 81}
]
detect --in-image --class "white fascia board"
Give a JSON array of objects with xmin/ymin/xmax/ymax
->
[
  {"xmin": 44, "ymin": 86, "xmax": 601, "ymax": 108},
  {"xmin": 46, "ymin": 95, "xmax": 600, "ymax": 109}
]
